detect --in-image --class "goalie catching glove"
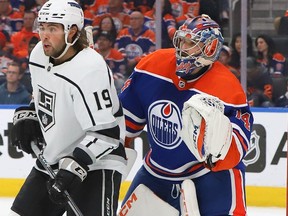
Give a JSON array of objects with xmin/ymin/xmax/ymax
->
[
  {"xmin": 47, "ymin": 157, "xmax": 88, "ymax": 205},
  {"xmin": 180, "ymin": 94, "xmax": 232, "ymax": 168}
]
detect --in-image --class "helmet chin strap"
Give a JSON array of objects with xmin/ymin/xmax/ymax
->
[{"xmin": 52, "ymin": 30, "xmax": 80, "ymax": 60}]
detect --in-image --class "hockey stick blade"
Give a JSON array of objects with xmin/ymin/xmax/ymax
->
[{"xmin": 31, "ymin": 141, "xmax": 84, "ymax": 216}]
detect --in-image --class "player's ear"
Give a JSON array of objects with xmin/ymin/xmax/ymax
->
[{"xmin": 68, "ymin": 25, "xmax": 78, "ymax": 42}]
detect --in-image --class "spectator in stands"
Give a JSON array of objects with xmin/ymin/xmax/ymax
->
[
  {"xmin": 10, "ymin": 0, "xmax": 22, "ymax": 11},
  {"xmin": 255, "ymin": 34, "xmax": 286, "ymax": 77},
  {"xmin": 0, "ymin": 31, "xmax": 16, "ymax": 84},
  {"xmin": 0, "ymin": 61, "xmax": 31, "ymax": 104},
  {"xmin": 275, "ymin": 78, "xmax": 288, "ymax": 107},
  {"xmin": 171, "ymin": 0, "xmax": 200, "ymax": 27},
  {"xmin": 199, "ymin": 0, "xmax": 220, "ymax": 26},
  {"xmin": 218, "ymin": 0, "xmax": 229, "ymax": 26},
  {"xmin": 144, "ymin": 0, "xmax": 176, "ymax": 48},
  {"xmin": 199, "ymin": 0, "xmax": 229, "ymax": 30},
  {"xmin": 19, "ymin": 36, "xmax": 39, "ymax": 94},
  {"xmin": 124, "ymin": 0, "xmax": 155, "ymax": 13},
  {"xmin": 94, "ymin": 15, "xmax": 118, "ymax": 46},
  {"xmin": 85, "ymin": 0, "xmax": 109, "ymax": 16},
  {"xmin": 74, "ymin": 0, "xmax": 96, "ymax": 27},
  {"xmin": 218, "ymin": 44, "xmax": 231, "ymax": 66},
  {"xmin": 274, "ymin": 9, "xmax": 288, "ymax": 35},
  {"xmin": 228, "ymin": 32, "xmax": 255, "ymax": 79},
  {"xmin": 21, "ymin": 0, "xmax": 47, "ymax": 13},
  {"xmin": 95, "ymin": 31, "xmax": 126, "ymax": 93},
  {"xmin": 92, "ymin": 0, "xmax": 130, "ymax": 34},
  {"xmin": 0, "ymin": 0, "xmax": 24, "ymax": 36},
  {"xmin": 115, "ymin": 10, "xmax": 156, "ymax": 75},
  {"xmin": 10, "ymin": 10, "xmax": 39, "ymax": 59},
  {"xmin": 218, "ymin": 44, "xmax": 241, "ymax": 79},
  {"xmin": 246, "ymin": 57, "xmax": 274, "ymax": 107}
]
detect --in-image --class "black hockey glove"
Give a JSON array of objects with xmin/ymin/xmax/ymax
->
[
  {"xmin": 47, "ymin": 157, "xmax": 88, "ymax": 205},
  {"xmin": 10, "ymin": 105, "xmax": 44, "ymax": 154}
]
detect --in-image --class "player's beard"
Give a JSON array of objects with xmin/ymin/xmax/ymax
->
[{"xmin": 44, "ymin": 43, "xmax": 67, "ymax": 58}]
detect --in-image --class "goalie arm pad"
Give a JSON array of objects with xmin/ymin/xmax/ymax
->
[{"xmin": 180, "ymin": 94, "xmax": 232, "ymax": 169}]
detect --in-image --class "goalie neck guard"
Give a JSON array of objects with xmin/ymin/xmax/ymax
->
[{"xmin": 173, "ymin": 14, "xmax": 224, "ymax": 79}]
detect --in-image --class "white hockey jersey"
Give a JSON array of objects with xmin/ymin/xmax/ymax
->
[{"xmin": 29, "ymin": 42, "xmax": 127, "ymax": 175}]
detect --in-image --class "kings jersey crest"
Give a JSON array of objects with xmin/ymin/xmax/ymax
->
[{"xmin": 37, "ymin": 85, "xmax": 56, "ymax": 132}]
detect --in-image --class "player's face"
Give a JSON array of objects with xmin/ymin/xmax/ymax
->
[
  {"xmin": 256, "ymin": 38, "xmax": 268, "ymax": 53},
  {"xmin": 177, "ymin": 37, "xmax": 203, "ymax": 58},
  {"xmin": 97, "ymin": 36, "xmax": 112, "ymax": 50},
  {"xmin": 219, "ymin": 51, "xmax": 230, "ymax": 65},
  {"xmin": 38, "ymin": 23, "xmax": 66, "ymax": 57},
  {"xmin": 235, "ymin": 36, "xmax": 241, "ymax": 53},
  {"xmin": 6, "ymin": 65, "xmax": 22, "ymax": 84},
  {"xmin": 101, "ymin": 17, "xmax": 113, "ymax": 31},
  {"xmin": 130, "ymin": 12, "xmax": 144, "ymax": 30},
  {"xmin": 23, "ymin": 12, "xmax": 36, "ymax": 29}
]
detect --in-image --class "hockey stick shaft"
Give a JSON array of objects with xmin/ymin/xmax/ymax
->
[{"xmin": 31, "ymin": 141, "xmax": 83, "ymax": 216}]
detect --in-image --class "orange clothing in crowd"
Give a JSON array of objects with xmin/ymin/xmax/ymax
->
[
  {"xmin": 86, "ymin": 0, "xmax": 109, "ymax": 15},
  {"xmin": 123, "ymin": 1, "xmax": 152, "ymax": 13},
  {"xmin": 10, "ymin": 28, "xmax": 39, "ymax": 58},
  {"xmin": 169, "ymin": 0, "xmax": 200, "ymax": 24},
  {"xmin": 93, "ymin": 12, "xmax": 130, "ymax": 33},
  {"xmin": 144, "ymin": 8, "xmax": 176, "ymax": 40}
]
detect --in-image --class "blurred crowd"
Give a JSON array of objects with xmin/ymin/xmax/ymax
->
[
  {"xmin": 0, "ymin": 0, "xmax": 287, "ymax": 107},
  {"xmin": 219, "ymin": 30, "xmax": 288, "ymax": 108}
]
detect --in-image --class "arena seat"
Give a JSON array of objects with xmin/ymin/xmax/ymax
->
[
  {"xmin": 272, "ymin": 76, "xmax": 287, "ymax": 102},
  {"xmin": 273, "ymin": 36, "xmax": 288, "ymax": 58}
]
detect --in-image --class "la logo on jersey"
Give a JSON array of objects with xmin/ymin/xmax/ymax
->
[
  {"xmin": 148, "ymin": 100, "xmax": 182, "ymax": 149},
  {"xmin": 37, "ymin": 85, "xmax": 56, "ymax": 132}
]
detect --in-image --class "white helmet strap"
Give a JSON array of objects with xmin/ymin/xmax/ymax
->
[{"xmin": 52, "ymin": 30, "xmax": 80, "ymax": 59}]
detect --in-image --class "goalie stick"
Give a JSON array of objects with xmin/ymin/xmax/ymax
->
[
  {"xmin": 122, "ymin": 148, "xmax": 137, "ymax": 181},
  {"xmin": 30, "ymin": 141, "xmax": 84, "ymax": 216}
]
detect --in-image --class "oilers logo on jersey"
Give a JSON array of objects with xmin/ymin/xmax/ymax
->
[
  {"xmin": 37, "ymin": 85, "xmax": 56, "ymax": 132},
  {"xmin": 148, "ymin": 100, "xmax": 182, "ymax": 149},
  {"xmin": 125, "ymin": 44, "xmax": 143, "ymax": 60}
]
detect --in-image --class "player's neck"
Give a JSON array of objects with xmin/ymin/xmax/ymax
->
[{"xmin": 53, "ymin": 47, "xmax": 77, "ymax": 65}]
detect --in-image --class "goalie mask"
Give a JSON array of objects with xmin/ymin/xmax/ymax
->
[
  {"xmin": 37, "ymin": 0, "xmax": 84, "ymax": 59},
  {"xmin": 173, "ymin": 14, "xmax": 224, "ymax": 79}
]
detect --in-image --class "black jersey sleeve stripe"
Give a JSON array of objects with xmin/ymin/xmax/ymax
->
[
  {"xmin": 97, "ymin": 125, "xmax": 120, "ymax": 140},
  {"xmin": 86, "ymin": 138, "xmax": 98, "ymax": 148},
  {"xmin": 54, "ymin": 73, "xmax": 96, "ymax": 126},
  {"xmin": 29, "ymin": 61, "xmax": 45, "ymax": 69},
  {"xmin": 114, "ymin": 104, "xmax": 124, "ymax": 118},
  {"xmin": 106, "ymin": 65, "xmax": 112, "ymax": 86},
  {"xmin": 96, "ymin": 147, "xmax": 114, "ymax": 159}
]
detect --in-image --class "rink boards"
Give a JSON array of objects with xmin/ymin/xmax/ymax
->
[{"xmin": 0, "ymin": 106, "xmax": 287, "ymax": 207}]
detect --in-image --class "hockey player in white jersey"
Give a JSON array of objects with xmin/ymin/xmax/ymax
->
[{"xmin": 9, "ymin": 0, "xmax": 127, "ymax": 215}]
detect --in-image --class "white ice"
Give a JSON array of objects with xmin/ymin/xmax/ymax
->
[{"xmin": 0, "ymin": 197, "xmax": 285, "ymax": 216}]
